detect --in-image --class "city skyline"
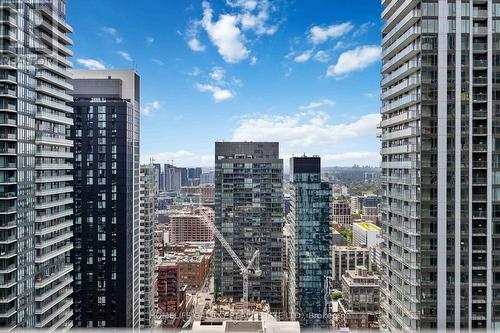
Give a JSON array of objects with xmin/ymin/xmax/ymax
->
[{"xmin": 68, "ymin": 1, "xmax": 383, "ymax": 168}]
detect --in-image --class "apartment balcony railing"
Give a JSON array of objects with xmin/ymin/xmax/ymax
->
[
  {"xmin": 381, "ymin": 60, "xmax": 419, "ymax": 87},
  {"xmin": 472, "ymin": 144, "xmax": 487, "ymax": 152},
  {"xmin": 473, "ymin": 43, "xmax": 487, "ymax": 51},
  {"xmin": 473, "ymin": 10, "xmax": 488, "ymax": 18},
  {"xmin": 473, "ymin": 26, "xmax": 488, "ymax": 34},
  {"xmin": 381, "ymin": 94, "xmax": 420, "ymax": 113}
]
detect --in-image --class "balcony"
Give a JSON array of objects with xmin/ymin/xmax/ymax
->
[
  {"xmin": 0, "ymin": 118, "xmax": 15, "ymax": 127},
  {"xmin": 0, "ymin": 104, "xmax": 15, "ymax": 113},
  {"xmin": 0, "ymin": 89, "xmax": 15, "ymax": 99},
  {"xmin": 35, "ymin": 72, "xmax": 72, "ymax": 91},
  {"xmin": 0, "ymin": 75, "xmax": 15, "ymax": 85},
  {"xmin": 0, "ymin": 16, "xmax": 16, "ymax": 27},
  {"xmin": 35, "ymin": 110, "xmax": 73, "ymax": 126},
  {"xmin": 381, "ymin": 60, "xmax": 419, "ymax": 87},
  {"xmin": 473, "ymin": 10, "xmax": 488, "ymax": 18},
  {"xmin": 35, "ymin": 85, "xmax": 73, "ymax": 103},
  {"xmin": 35, "ymin": 133, "xmax": 72, "ymax": 147},
  {"xmin": 382, "ymin": 26, "xmax": 420, "ymax": 60},
  {"xmin": 382, "ymin": 43, "xmax": 419, "ymax": 73},
  {"xmin": 35, "ymin": 264, "xmax": 73, "ymax": 289},
  {"xmin": 35, "ymin": 98, "xmax": 73, "ymax": 114},
  {"xmin": 472, "ymin": 144, "xmax": 487, "ymax": 152},
  {"xmin": 472, "ymin": 94, "xmax": 487, "ymax": 102},
  {"xmin": 473, "ymin": 43, "xmax": 487, "ymax": 52},
  {"xmin": 473, "ymin": 77, "xmax": 488, "ymax": 85},
  {"xmin": 473, "ymin": 26, "xmax": 488, "ymax": 35},
  {"xmin": 34, "ymin": 243, "xmax": 73, "ymax": 263},
  {"xmin": 0, "ymin": 30, "xmax": 16, "ymax": 41},
  {"xmin": 381, "ymin": 94, "xmax": 420, "ymax": 113},
  {"xmin": 381, "ymin": 76, "xmax": 419, "ymax": 100},
  {"xmin": 380, "ymin": 126, "xmax": 420, "ymax": 141},
  {"xmin": 381, "ymin": 160, "xmax": 418, "ymax": 169},
  {"xmin": 35, "ymin": 175, "xmax": 72, "ymax": 183}
]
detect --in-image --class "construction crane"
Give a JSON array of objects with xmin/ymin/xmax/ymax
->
[{"xmin": 198, "ymin": 208, "xmax": 261, "ymax": 304}]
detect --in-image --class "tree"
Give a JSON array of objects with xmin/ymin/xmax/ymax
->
[
  {"xmin": 331, "ymin": 291, "xmax": 343, "ymax": 301},
  {"xmin": 340, "ymin": 227, "xmax": 353, "ymax": 246}
]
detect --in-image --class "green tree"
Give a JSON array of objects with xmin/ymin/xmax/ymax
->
[{"xmin": 331, "ymin": 291, "xmax": 343, "ymax": 301}]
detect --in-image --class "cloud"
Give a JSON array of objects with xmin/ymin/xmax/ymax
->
[
  {"xmin": 327, "ymin": 45, "xmax": 381, "ymax": 77},
  {"xmin": 142, "ymin": 101, "xmax": 161, "ymax": 116},
  {"xmin": 309, "ymin": 22, "xmax": 353, "ymax": 44},
  {"xmin": 232, "ymin": 111, "xmax": 380, "ymax": 148},
  {"xmin": 201, "ymin": 1, "xmax": 249, "ymax": 63},
  {"xmin": 188, "ymin": 38, "xmax": 206, "ymax": 52},
  {"xmin": 77, "ymin": 58, "xmax": 107, "ymax": 70},
  {"xmin": 117, "ymin": 51, "xmax": 133, "ymax": 62},
  {"xmin": 353, "ymin": 22, "xmax": 376, "ymax": 37},
  {"xmin": 322, "ymin": 151, "xmax": 381, "ymax": 166},
  {"xmin": 314, "ymin": 50, "xmax": 330, "ymax": 63},
  {"xmin": 142, "ymin": 150, "xmax": 213, "ymax": 167},
  {"xmin": 101, "ymin": 27, "xmax": 123, "ymax": 43},
  {"xmin": 188, "ymin": 67, "xmax": 202, "ymax": 76},
  {"xmin": 210, "ymin": 67, "xmax": 225, "ymax": 81},
  {"xmin": 152, "ymin": 59, "xmax": 164, "ymax": 66},
  {"xmin": 299, "ymin": 99, "xmax": 335, "ymax": 111},
  {"xmin": 146, "ymin": 36, "xmax": 155, "ymax": 45},
  {"xmin": 195, "ymin": 83, "xmax": 234, "ymax": 102},
  {"xmin": 250, "ymin": 56, "xmax": 257, "ymax": 65},
  {"xmin": 294, "ymin": 50, "xmax": 313, "ymax": 63},
  {"xmin": 231, "ymin": 0, "xmax": 279, "ymax": 36}
]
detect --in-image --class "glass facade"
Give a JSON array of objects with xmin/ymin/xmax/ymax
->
[{"xmin": 288, "ymin": 156, "xmax": 332, "ymax": 328}]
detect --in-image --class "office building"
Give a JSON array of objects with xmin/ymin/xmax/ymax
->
[
  {"xmin": 380, "ymin": 0, "xmax": 500, "ymax": 330},
  {"xmin": 288, "ymin": 156, "xmax": 332, "ymax": 327},
  {"xmin": 332, "ymin": 200, "xmax": 352, "ymax": 227},
  {"xmin": 69, "ymin": 70, "xmax": 140, "ymax": 328},
  {"xmin": 200, "ymin": 171, "xmax": 215, "ymax": 185},
  {"xmin": 338, "ymin": 266, "xmax": 381, "ymax": 330},
  {"xmin": 0, "ymin": 1, "xmax": 74, "ymax": 330},
  {"xmin": 332, "ymin": 246, "xmax": 371, "ymax": 287},
  {"xmin": 214, "ymin": 142, "xmax": 284, "ymax": 311},
  {"xmin": 139, "ymin": 165, "xmax": 156, "ymax": 328}
]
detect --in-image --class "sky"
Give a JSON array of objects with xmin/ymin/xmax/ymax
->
[{"xmin": 68, "ymin": 0, "xmax": 383, "ymax": 168}]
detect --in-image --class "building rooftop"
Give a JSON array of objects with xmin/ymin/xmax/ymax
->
[{"xmin": 354, "ymin": 222, "xmax": 381, "ymax": 231}]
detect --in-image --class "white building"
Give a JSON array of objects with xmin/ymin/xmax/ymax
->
[{"xmin": 352, "ymin": 222, "xmax": 382, "ymax": 265}]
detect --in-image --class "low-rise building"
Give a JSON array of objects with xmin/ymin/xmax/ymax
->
[
  {"xmin": 332, "ymin": 246, "xmax": 371, "ymax": 288},
  {"xmin": 156, "ymin": 263, "xmax": 188, "ymax": 329},
  {"xmin": 352, "ymin": 222, "xmax": 382, "ymax": 265},
  {"xmin": 161, "ymin": 242, "xmax": 214, "ymax": 290},
  {"xmin": 338, "ymin": 266, "xmax": 380, "ymax": 330},
  {"xmin": 332, "ymin": 200, "xmax": 351, "ymax": 227}
]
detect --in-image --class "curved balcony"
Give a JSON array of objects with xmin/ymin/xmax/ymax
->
[
  {"xmin": 0, "ymin": 89, "xmax": 15, "ymax": 99},
  {"xmin": 0, "ymin": 74, "xmax": 15, "ymax": 85}
]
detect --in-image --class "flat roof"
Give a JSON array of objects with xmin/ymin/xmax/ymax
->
[{"xmin": 354, "ymin": 222, "xmax": 381, "ymax": 231}]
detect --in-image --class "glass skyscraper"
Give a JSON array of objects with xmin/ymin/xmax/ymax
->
[{"xmin": 288, "ymin": 156, "xmax": 332, "ymax": 328}]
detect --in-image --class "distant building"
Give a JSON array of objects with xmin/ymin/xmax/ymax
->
[
  {"xmin": 164, "ymin": 164, "xmax": 182, "ymax": 192},
  {"xmin": 332, "ymin": 246, "xmax": 371, "ymax": 288},
  {"xmin": 161, "ymin": 242, "xmax": 214, "ymax": 290},
  {"xmin": 352, "ymin": 222, "xmax": 382, "ymax": 265},
  {"xmin": 288, "ymin": 156, "xmax": 332, "ymax": 328},
  {"xmin": 332, "ymin": 184, "xmax": 349, "ymax": 198},
  {"xmin": 153, "ymin": 163, "xmax": 162, "ymax": 194},
  {"xmin": 139, "ymin": 165, "xmax": 157, "ymax": 328},
  {"xmin": 338, "ymin": 266, "xmax": 380, "ymax": 330},
  {"xmin": 332, "ymin": 200, "xmax": 351, "ymax": 227},
  {"xmin": 190, "ymin": 315, "xmax": 300, "ymax": 333},
  {"xmin": 156, "ymin": 263, "xmax": 188, "ymax": 328},
  {"xmin": 200, "ymin": 171, "xmax": 215, "ymax": 184},
  {"xmin": 168, "ymin": 207, "xmax": 215, "ymax": 244}
]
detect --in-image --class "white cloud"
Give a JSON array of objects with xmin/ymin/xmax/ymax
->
[
  {"xmin": 250, "ymin": 56, "xmax": 257, "ymax": 65},
  {"xmin": 188, "ymin": 67, "xmax": 202, "ymax": 76},
  {"xmin": 322, "ymin": 151, "xmax": 381, "ymax": 166},
  {"xmin": 235, "ymin": 0, "xmax": 278, "ymax": 36},
  {"xmin": 195, "ymin": 83, "xmax": 234, "ymax": 102},
  {"xmin": 327, "ymin": 45, "xmax": 381, "ymax": 77},
  {"xmin": 142, "ymin": 101, "xmax": 161, "ymax": 116},
  {"xmin": 101, "ymin": 26, "xmax": 123, "ymax": 43},
  {"xmin": 77, "ymin": 58, "xmax": 107, "ymax": 70},
  {"xmin": 201, "ymin": 1, "xmax": 249, "ymax": 63},
  {"xmin": 117, "ymin": 51, "xmax": 133, "ymax": 62},
  {"xmin": 146, "ymin": 36, "xmax": 155, "ymax": 45},
  {"xmin": 309, "ymin": 22, "xmax": 353, "ymax": 44},
  {"xmin": 210, "ymin": 67, "xmax": 225, "ymax": 81},
  {"xmin": 232, "ymin": 111, "xmax": 380, "ymax": 148},
  {"xmin": 294, "ymin": 50, "xmax": 313, "ymax": 63},
  {"xmin": 152, "ymin": 59, "xmax": 164, "ymax": 66},
  {"xmin": 299, "ymin": 99, "xmax": 335, "ymax": 111},
  {"xmin": 142, "ymin": 150, "xmax": 213, "ymax": 167},
  {"xmin": 188, "ymin": 38, "xmax": 206, "ymax": 52},
  {"xmin": 314, "ymin": 50, "xmax": 330, "ymax": 63}
]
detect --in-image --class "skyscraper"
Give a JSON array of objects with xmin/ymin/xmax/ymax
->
[
  {"xmin": 139, "ymin": 165, "xmax": 156, "ymax": 328},
  {"xmin": 0, "ymin": 0, "xmax": 74, "ymax": 330},
  {"xmin": 69, "ymin": 70, "xmax": 140, "ymax": 328},
  {"xmin": 288, "ymin": 156, "xmax": 332, "ymax": 328},
  {"xmin": 380, "ymin": 1, "xmax": 497, "ymax": 330},
  {"xmin": 214, "ymin": 142, "xmax": 284, "ymax": 311}
]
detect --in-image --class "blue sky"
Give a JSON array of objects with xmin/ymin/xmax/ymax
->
[{"xmin": 68, "ymin": 0, "xmax": 383, "ymax": 167}]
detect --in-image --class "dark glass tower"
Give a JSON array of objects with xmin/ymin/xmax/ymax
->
[
  {"xmin": 69, "ymin": 70, "xmax": 140, "ymax": 328},
  {"xmin": 214, "ymin": 142, "xmax": 284, "ymax": 311},
  {"xmin": 288, "ymin": 156, "xmax": 332, "ymax": 328}
]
